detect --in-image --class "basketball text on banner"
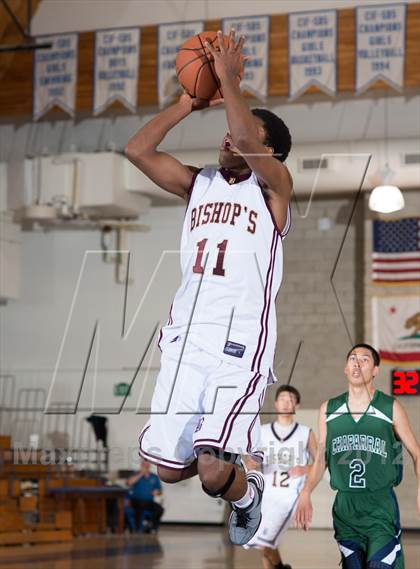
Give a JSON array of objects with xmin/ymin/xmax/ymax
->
[
  {"xmin": 158, "ymin": 21, "xmax": 204, "ymax": 108},
  {"xmin": 222, "ymin": 16, "xmax": 269, "ymax": 101},
  {"xmin": 356, "ymin": 4, "xmax": 406, "ymax": 94},
  {"xmin": 372, "ymin": 296, "xmax": 420, "ymax": 365},
  {"xmin": 93, "ymin": 28, "xmax": 140, "ymax": 116},
  {"xmin": 33, "ymin": 34, "xmax": 79, "ymax": 121},
  {"xmin": 372, "ymin": 218, "xmax": 420, "ymax": 284},
  {"xmin": 288, "ymin": 10, "xmax": 337, "ymax": 100}
]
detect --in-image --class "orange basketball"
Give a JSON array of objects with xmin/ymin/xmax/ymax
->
[{"xmin": 176, "ymin": 31, "xmax": 242, "ymax": 100}]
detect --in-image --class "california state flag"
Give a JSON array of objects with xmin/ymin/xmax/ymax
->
[{"xmin": 372, "ymin": 296, "xmax": 420, "ymax": 365}]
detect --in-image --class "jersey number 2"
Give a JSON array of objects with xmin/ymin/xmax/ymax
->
[
  {"xmin": 193, "ymin": 239, "xmax": 228, "ymax": 277},
  {"xmin": 349, "ymin": 459, "xmax": 366, "ymax": 489}
]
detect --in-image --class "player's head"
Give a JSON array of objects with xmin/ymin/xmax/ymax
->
[
  {"xmin": 274, "ymin": 384, "xmax": 301, "ymax": 415},
  {"xmin": 251, "ymin": 109, "xmax": 292, "ymax": 163},
  {"xmin": 344, "ymin": 343, "xmax": 380, "ymax": 386},
  {"xmin": 218, "ymin": 109, "xmax": 291, "ymax": 169}
]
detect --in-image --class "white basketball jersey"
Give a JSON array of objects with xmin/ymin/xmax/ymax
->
[
  {"xmin": 159, "ymin": 167, "xmax": 290, "ymax": 378},
  {"xmin": 261, "ymin": 422, "xmax": 311, "ymax": 493}
]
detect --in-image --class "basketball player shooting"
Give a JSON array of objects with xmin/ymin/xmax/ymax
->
[{"xmin": 125, "ymin": 29, "xmax": 293, "ymax": 545}]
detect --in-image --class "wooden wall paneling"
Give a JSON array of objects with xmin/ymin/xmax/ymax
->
[
  {"xmin": 0, "ymin": 8, "xmax": 419, "ymax": 120},
  {"xmin": 406, "ymin": 3, "xmax": 420, "ymax": 87}
]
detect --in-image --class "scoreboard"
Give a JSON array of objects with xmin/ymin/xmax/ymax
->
[{"xmin": 391, "ymin": 370, "xmax": 420, "ymax": 396}]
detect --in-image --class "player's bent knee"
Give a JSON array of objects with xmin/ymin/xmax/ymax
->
[{"xmin": 157, "ymin": 466, "xmax": 183, "ymax": 484}]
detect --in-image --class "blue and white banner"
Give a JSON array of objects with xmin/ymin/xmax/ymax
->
[
  {"xmin": 33, "ymin": 33, "xmax": 78, "ymax": 120},
  {"xmin": 356, "ymin": 4, "xmax": 406, "ymax": 94},
  {"xmin": 288, "ymin": 10, "xmax": 337, "ymax": 100},
  {"xmin": 222, "ymin": 16, "xmax": 269, "ymax": 101},
  {"xmin": 158, "ymin": 21, "xmax": 204, "ymax": 108},
  {"xmin": 94, "ymin": 27, "xmax": 140, "ymax": 115}
]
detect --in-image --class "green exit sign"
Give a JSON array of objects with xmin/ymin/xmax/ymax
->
[{"xmin": 114, "ymin": 382, "xmax": 131, "ymax": 397}]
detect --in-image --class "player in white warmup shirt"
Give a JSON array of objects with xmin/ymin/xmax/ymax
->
[
  {"xmin": 125, "ymin": 29, "xmax": 293, "ymax": 546},
  {"xmin": 245, "ymin": 385, "xmax": 317, "ymax": 569}
]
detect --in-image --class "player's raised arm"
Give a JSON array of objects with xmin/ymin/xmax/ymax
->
[
  {"xmin": 125, "ymin": 93, "xmax": 219, "ymax": 200},
  {"xmin": 294, "ymin": 401, "xmax": 327, "ymax": 531},
  {"xmin": 392, "ymin": 399, "xmax": 420, "ymax": 519},
  {"xmin": 205, "ymin": 30, "xmax": 292, "ymax": 211}
]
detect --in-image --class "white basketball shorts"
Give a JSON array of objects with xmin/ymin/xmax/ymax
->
[
  {"xmin": 139, "ymin": 336, "xmax": 267, "ymax": 470},
  {"xmin": 244, "ymin": 487, "xmax": 299, "ymax": 549}
]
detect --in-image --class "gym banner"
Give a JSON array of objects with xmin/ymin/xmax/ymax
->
[
  {"xmin": 158, "ymin": 21, "xmax": 204, "ymax": 108},
  {"xmin": 372, "ymin": 296, "xmax": 420, "ymax": 365},
  {"xmin": 33, "ymin": 33, "xmax": 78, "ymax": 120},
  {"xmin": 356, "ymin": 4, "xmax": 406, "ymax": 94},
  {"xmin": 222, "ymin": 16, "xmax": 270, "ymax": 101},
  {"xmin": 93, "ymin": 27, "xmax": 140, "ymax": 115},
  {"xmin": 288, "ymin": 10, "xmax": 337, "ymax": 100}
]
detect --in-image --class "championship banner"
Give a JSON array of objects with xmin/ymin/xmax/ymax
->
[
  {"xmin": 33, "ymin": 34, "xmax": 78, "ymax": 121},
  {"xmin": 288, "ymin": 10, "xmax": 337, "ymax": 100},
  {"xmin": 372, "ymin": 296, "xmax": 420, "ymax": 365},
  {"xmin": 222, "ymin": 16, "xmax": 269, "ymax": 101},
  {"xmin": 356, "ymin": 4, "xmax": 406, "ymax": 94},
  {"xmin": 158, "ymin": 21, "xmax": 204, "ymax": 108},
  {"xmin": 94, "ymin": 28, "xmax": 140, "ymax": 116}
]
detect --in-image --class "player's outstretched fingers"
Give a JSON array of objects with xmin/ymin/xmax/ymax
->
[
  {"xmin": 236, "ymin": 34, "xmax": 246, "ymax": 53},
  {"xmin": 228, "ymin": 28, "xmax": 236, "ymax": 51},
  {"xmin": 216, "ymin": 30, "xmax": 227, "ymax": 55}
]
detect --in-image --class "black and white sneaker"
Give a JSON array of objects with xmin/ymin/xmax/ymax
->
[{"xmin": 228, "ymin": 470, "xmax": 264, "ymax": 545}]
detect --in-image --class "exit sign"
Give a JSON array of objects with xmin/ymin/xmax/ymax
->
[{"xmin": 391, "ymin": 370, "xmax": 420, "ymax": 396}]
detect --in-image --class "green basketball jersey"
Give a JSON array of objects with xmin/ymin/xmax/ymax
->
[{"xmin": 326, "ymin": 390, "xmax": 403, "ymax": 492}]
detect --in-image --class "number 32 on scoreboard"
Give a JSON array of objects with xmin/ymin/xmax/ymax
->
[{"xmin": 391, "ymin": 369, "xmax": 420, "ymax": 396}]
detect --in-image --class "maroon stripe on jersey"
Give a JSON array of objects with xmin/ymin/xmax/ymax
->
[
  {"xmin": 194, "ymin": 372, "xmax": 261, "ymax": 449},
  {"xmin": 258, "ymin": 180, "xmax": 291, "ymax": 237},
  {"xmin": 251, "ymin": 230, "xmax": 278, "ymax": 372},
  {"xmin": 247, "ymin": 389, "xmax": 265, "ymax": 454},
  {"xmin": 256, "ymin": 233, "xmax": 279, "ymax": 371},
  {"xmin": 222, "ymin": 373, "xmax": 262, "ymax": 448},
  {"xmin": 139, "ymin": 426, "xmax": 192, "ymax": 469},
  {"xmin": 157, "ymin": 302, "xmax": 174, "ymax": 350},
  {"xmin": 186, "ymin": 168, "xmax": 202, "ymax": 204}
]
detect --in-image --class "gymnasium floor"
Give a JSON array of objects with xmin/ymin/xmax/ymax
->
[{"xmin": 1, "ymin": 527, "xmax": 419, "ymax": 569}]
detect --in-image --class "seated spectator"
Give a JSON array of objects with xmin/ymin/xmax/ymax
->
[{"xmin": 128, "ymin": 460, "xmax": 164, "ymax": 533}]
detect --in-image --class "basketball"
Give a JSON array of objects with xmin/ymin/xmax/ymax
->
[{"xmin": 176, "ymin": 31, "xmax": 242, "ymax": 100}]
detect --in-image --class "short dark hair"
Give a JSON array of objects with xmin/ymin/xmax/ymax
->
[
  {"xmin": 251, "ymin": 108, "xmax": 292, "ymax": 163},
  {"xmin": 275, "ymin": 384, "xmax": 301, "ymax": 404},
  {"xmin": 346, "ymin": 343, "xmax": 380, "ymax": 367}
]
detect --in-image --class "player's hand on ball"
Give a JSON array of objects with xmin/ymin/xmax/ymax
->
[
  {"xmin": 294, "ymin": 491, "xmax": 312, "ymax": 531},
  {"xmin": 205, "ymin": 28, "xmax": 246, "ymax": 83}
]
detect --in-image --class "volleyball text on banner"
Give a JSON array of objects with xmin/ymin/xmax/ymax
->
[
  {"xmin": 33, "ymin": 34, "xmax": 78, "ymax": 121},
  {"xmin": 93, "ymin": 28, "xmax": 140, "ymax": 116},
  {"xmin": 222, "ymin": 16, "xmax": 269, "ymax": 101},
  {"xmin": 158, "ymin": 21, "xmax": 204, "ymax": 108},
  {"xmin": 372, "ymin": 218, "xmax": 420, "ymax": 284},
  {"xmin": 372, "ymin": 296, "xmax": 420, "ymax": 365},
  {"xmin": 356, "ymin": 4, "xmax": 406, "ymax": 94},
  {"xmin": 288, "ymin": 10, "xmax": 337, "ymax": 100}
]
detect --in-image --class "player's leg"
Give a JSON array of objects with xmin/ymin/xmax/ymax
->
[
  {"xmin": 262, "ymin": 547, "xmax": 291, "ymax": 569},
  {"xmin": 333, "ymin": 493, "xmax": 367, "ymax": 569},
  {"xmin": 192, "ymin": 365, "xmax": 268, "ymax": 545},
  {"xmin": 139, "ymin": 340, "xmax": 206, "ymax": 474},
  {"xmin": 365, "ymin": 491, "xmax": 404, "ymax": 569},
  {"xmin": 157, "ymin": 461, "xmax": 198, "ymax": 484}
]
